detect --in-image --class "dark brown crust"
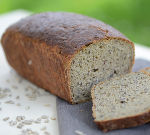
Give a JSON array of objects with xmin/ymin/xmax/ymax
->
[
  {"xmin": 4, "ymin": 12, "xmax": 132, "ymax": 55},
  {"xmin": 1, "ymin": 32, "xmax": 73, "ymax": 103},
  {"xmin": 91, "ymin": 72, "xmax": 150, "ymax": 132},
  {"xmin": 95, "ymin": 111, "xmax": 150, "ymax": 132},
  {"xmin": 1, "ymin": 12, "xmax": 135, "ymax": 104}
]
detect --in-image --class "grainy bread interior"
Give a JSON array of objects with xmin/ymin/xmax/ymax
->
[
  {"xmin": 70, "ymin": 39, "xmax": 134, "ymax": 103},
  {"xmin": 92, "ymin": 72, "xmax": 150, "ymax": 131}
]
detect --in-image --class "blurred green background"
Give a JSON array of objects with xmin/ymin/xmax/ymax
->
[{"xmin": 0, "ymin": 0, "xmax": 150, "ymax": 46}]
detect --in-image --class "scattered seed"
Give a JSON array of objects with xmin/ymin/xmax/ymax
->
[
  {"xmin": 16, "ymin": 116, "xmax": 25, "ymax": 121},
  {"xmin": 34, "ymin": 120, "xmax": 41, "ymax": 124},
  {"xmin": 75, "ymin": 130, "xmax": 86, "ymax": 135},
  {"xmin": 25, "ymin": 93, "xmax": 37, "ymax": 101},
  {"xmin": 22, "ymin": 120, "xmax": 32, "ymax": 125},
  {"xmin": 34, "ymin": 118, "xmax": 41, "ymax": 124},
  {"xmin": 50, "ymin": 117, "xmax": 56, "ymax": 120},
  {"xmin": 0, "ymin": 87, "xmax": 11, "ymax": 99},
  {"xmin": 37, "ymin": 118, "xmax": 41, "ymax": 121},
  {"xmin": 3, "ymin": 117, "xmax": 10, "ymax": 121},
  {"xmin": 44, "ymin": 131, "xmax": 51, "ymax": 135},
  {"xmin": 5, "ymin": 100, "xmax": 15, "ymax": 104},
  {"xmin": 21, "ymin": 128, "xmax": 39, "ymax": 135},
  {"xmin": 17, "ymin": 123, "xmax": 24, "ymax": 129},
  {"xmin": 41, "ymin": 115, "xmax": 48, "ymax": 119},
  {"xmin": 9, "ymin": 120, "xmax": 17, "ymax": 126},
  {"xmin": 40, "ymin": 126, "xmax": 47, "ymax": 131},
  {"xmin": 44, "ymin": 119, "xmax": 49, "ymax": 123},
  {"xmin": 16, "ymin": 103, "xmax": 21, "ymax": 106}
]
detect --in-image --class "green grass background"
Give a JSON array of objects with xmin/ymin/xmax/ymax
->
[{"xmin": 0, "ymin": 0, "xmax": 150, "ymax": 46}]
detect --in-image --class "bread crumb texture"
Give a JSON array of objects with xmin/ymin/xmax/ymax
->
[
  {"xmin": 71, "ymin": 39, "xmax": 134, "ymax": 103},
  {"xmin": 93, "ymin": 72, "xmax": 150, "ymax": 121}
]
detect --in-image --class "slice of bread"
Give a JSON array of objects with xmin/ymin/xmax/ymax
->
[{"xmin": 92, "ymin": 72, "xmax": 150, "ymax": 132}]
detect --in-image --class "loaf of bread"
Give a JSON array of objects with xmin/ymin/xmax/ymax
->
[
  {"xmin": 1, "ymin": 12, "xmax": 135, "ymax": 104},
  {"xmin": 92, "ymin": 72, "xmax": 150, "ymax": 132}
]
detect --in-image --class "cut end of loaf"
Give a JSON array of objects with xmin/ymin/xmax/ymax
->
[
  {"xmin": 70, "ymin": 38, "xmax": 134, "ymax": 103},
  {"xmin": 92, "ymin": 72, "xmax": 150, "ymax": 131}
]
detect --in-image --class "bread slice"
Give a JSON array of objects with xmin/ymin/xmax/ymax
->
[
  {"xmin": 1, "ymin": 12, "xmax": 135, "ymax": 104},
  {"xmin": 140, "ymin": 67, "xmax": 150, "ymax": 74},
  {"xmin": 92, "ymin": 72, "xmax": 150, "ymax": 132}
]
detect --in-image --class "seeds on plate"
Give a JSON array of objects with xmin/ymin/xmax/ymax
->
[
  {"xmin": 44, "ymin": 119, "xmax": 49, "ymax": 123},
  {"xmin": 22, "ymin": 120, "xmax": 33, "ymax": 125},
  {"xmin": 41, "ymin": 115, "xmax": 48, "ymax": 119},
  {"xmin": 16, "ymin": 116, "xmax": 26, "ymax": 121},
  {"xmin": 3, "ymin": 117, "xmax": 10, "ymax": 121},
  {"xmin": 21, "ymin": 128, "xmax": 39, "ymax": 135},
  {"xmin": 75, "ymin": 130, "xmax": 86, "ymax": 135},
  {"xmin": 9, "ymin": 120, "xmax": 17, "ymax": 126},
  {"xmin": 40, "ymin": 126, "xmax": 47, "ymax": 131},
  {"xmin": 17, "ymin": 123, "xmax": 24, "ymax": 129},
  {"xmin": 50, "ymin": 117, "xmax": 56, "ymax": 120},
  {"xmin": 5, "ymin": 100, "xmax": 15, "ymax": 104},
  {"xmin": 44, "ymin": 131, "xmax": 51, "ymax": 135},
  {"xmin": 16, "ymin": 103, "xmax": 21, "ymax": 106}
]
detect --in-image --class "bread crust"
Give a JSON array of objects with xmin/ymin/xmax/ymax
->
[
  {"xmin": 95, "ymin": 111, "xmax": 150, "ymax": 132},
  {"xmin": 1, "ymin": 12, "xmax": 135, "ymax": 103},
  {"xmin": 91, "ymin": 72, "xmax": 150, "ymax": 132}
]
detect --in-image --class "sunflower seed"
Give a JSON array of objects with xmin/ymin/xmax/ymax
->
[
  {"xmin": 75, "ymin": 130, "xmax": 86, "ymax": 135},
  {"xmin": 5, "ymin": 100, "xmax": 14, "ymax": 104},
  {"xmin": 16, "ymin": 116, "xmax": 25, "ymax": 121},
  {"xmin": 17, "ymin": 123, "xmax": 24, "ymax": 129},
  {"xmin": 9, "ymin": 120, "xmax": 17, "ymax": 126},
  {"xmin": 40, "ymin": 126, "xmax": 46, "ymax": 131},
  {"xmin": 50, "ymin": 117, "xmax": 56, "ymax": 120},
  {"xmin": 44, "ymin": 131, "xmax": 51, "ymax": 135},
  {"xmin": 41, "ymin": 115, "xmax": 48, "ymax": 119},
  {"xmin": 22, "ymin": 120, "xmax": 32, "ymax": 125},
  {"xmin": 3, "ymin": 117, "xmax": 10, "ymax": 121}
]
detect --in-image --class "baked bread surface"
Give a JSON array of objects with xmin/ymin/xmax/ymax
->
[{"xmin": 1, "ymin": 12, "xmax": 135, "ymax": 103}]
